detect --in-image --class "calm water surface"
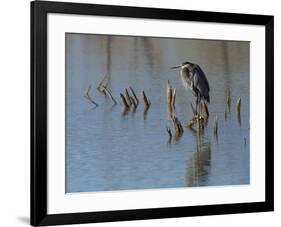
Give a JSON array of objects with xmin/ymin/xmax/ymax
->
[{"xmin": 66, "ymin": 34, "xmax": 249, "ymax": 193}]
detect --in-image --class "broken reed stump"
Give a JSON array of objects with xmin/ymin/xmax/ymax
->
[
  {"xmin": 171, "ymin": 88, "xmax": 176, "ymax": 109},
  {"xmin": 200, "ymin": 101, "xmax": 209, "ymax": 121},
  {"xmin": 120, "ymin": 93, "xmax": 129, "ymax": 109},
  {"xmin": 96, "ymin": 76, "xmax": 108, "ymax": 96},
  {"xmin": 226, "ymin": 92, "xmax": 231, "ymax": 111},
  {"xmin": 119, "ymin": 87, "xmax": 140, "ymax": 114},
  {"xmin": 124, "ymin": 88, "xmax": 132, "ymax": 106},
  {"xmin": 224, "ymin": 109, "xmax": 228, "ymax": 120},
  {"xmin": 166, "ymin": 126, "xmax": 172, "ymax": 143},
  {"xmin": 130, "ymin": 96, "xmax": 137, "ymax": 110},
  {"xmin": 236, "ymin": 97, "xmax": 241, "ymax": 114},
  {"xmin": 185, "ymin": 118, "xmax": 196, "ymax": 129},
  {"xmin": 141, "ymin": 89, "xmax": 151, "ymax": 109},
  {"xmin": 129, "ymin": 87, "xmax": 139, "ymax": 105},
  {"xmin": 166, "ymin": 80, "xmax": 172, "ymax": 107},
  {"xmin": 236, "ymin": 97, "xmax": 241, "ymax": 126},
  {"xmin": 96, "ymin": 75, "xmax": 108, "ymax": 94},
  {"xmin": 186, "ymin": 102, "xmax": 206, "ymax": 132},
  {"xmin": 172, "ymin": 116, "xmax": 184, "ymax": 138},
  {"xmin": 96, "ymin": 75, "xmax": 117, "ymax": 105},
  {"xmin": 83, "ymin": 85, "xmax": 99, "ymax": 107},
  {"xmin": 166, "ymin": 81, "xmax": 176, "ymax": 115},
  {"xmin": 196, "ymin": 115, "xmax": 205, "ymax": 131},
  {"xmin": 103, "ymin": 86, "xmax": 117, "ymax": 105},
  {"xmin": 166, "ymin": 81, "xmax": 173, "ymax": 116},
  {"xmin": 186, "ymin": 115, "xmax": 204, "ymax": 132},
  {"xmin": 213, "ymin": 115, "xmax": 218, "ymax": 136}
]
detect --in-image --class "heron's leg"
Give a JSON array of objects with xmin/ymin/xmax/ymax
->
[
  {"xmin": 195, "ymin": 94, "xmax": 199, "ymax": 115},
  {"xmin": 199, "ymin": 98, "xmax": 201, "ymax": 118},
  {"xmin": 198, "ymin": 99, "xmax": 200, "ymax": 116},
  {"xmin": 197, "ymin": 94, "xmax": 202, "ymax": 129}
]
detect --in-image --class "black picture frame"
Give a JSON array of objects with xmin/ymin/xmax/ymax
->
[{"xmin": 31, "ymin": 1, "xmax": 274, "ymax": 226}]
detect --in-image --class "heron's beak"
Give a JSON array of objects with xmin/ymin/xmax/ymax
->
[{"xmin": 170, "ymin": 65, "xmax": 181, "ymax": 69}]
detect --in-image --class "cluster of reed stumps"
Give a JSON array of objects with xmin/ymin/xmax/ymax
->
[
  {"xmin": 84, "ymin": 76, "xmax": 151, "ymax": 115},
  {"xmin": 165, "ymin": 80, "xmax": 242, "ymax": 143},
  {"xmin": 84, "ymin": 76, "xmax": 242, "ymax": 143}
]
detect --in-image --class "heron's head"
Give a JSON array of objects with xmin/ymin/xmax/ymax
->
[{"xmin": 170, "ymin": 61, "xmax": 192, "ymax": 70}]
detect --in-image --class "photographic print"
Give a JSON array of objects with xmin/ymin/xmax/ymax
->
[
  {"xmin": 66, "ymin": 33, "xmax": 250, "ymax": 193},
  {"xmin": 31, "ymin": 2, "xmax": 274, "ymax": 225}
]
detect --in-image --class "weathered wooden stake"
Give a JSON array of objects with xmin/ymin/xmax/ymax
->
[
  {"xmin": 124, "ymin": 88, "xmax": 132, "ymax": 106},
  {"xmin": 141, "ymin": 89, "xmax": 151, "ymax": 109},
  {"xmin": 166, "ymin": 80, "xmax": 172, "ymax": 107},
  {"xmin": 226, "ymin": 92, "xmax": 231, "ymax": 111},
  {"xmin": 172, "ymin": 116, "xmax": 183, "ymax": 138},
  {"xmin": 200, "ymin": 101, "xmax": 209, "ymax": 120},
  {"xmin": 236, "ymin": 97, "xmax": 241, "ymax": 126},
  {"xmin": 83, "ymin": 85, "xmax": 99, "ymax": 106},
  {"xmin": 166, "ymin": 126, "xmax": 172, "ymax": 143},
  {"xmin": 130, "ymin": 96, "xmax": 137, "ymax": 109},
  {"xmin": 103, "ymin": 87, "xmax": 117, "ymax": 105},
  {"xmin": 171, "ymin": 88, "xmax": 176, "ymax": 109},
  {"xmin": 236, "ymin": 97, "xmax": 241, "ymax": 114},
  {"xmin": 120, "ymin": 93, "xmax": 129, "ymax": 109},
  {"xmin": 129, "ymin": 87, "xmax": 139, "ymax": 105},
  {"xmin": 96, "ymin": 76, "xmax": 108, "ymax": 94},
  {"xmin": 214, "ymin": 115, "xmax": 218, "ymax": 136}
]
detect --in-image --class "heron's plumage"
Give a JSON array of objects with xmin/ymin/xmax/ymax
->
[{"xmin": 180, "ymin": 63, "xmax": 210, "ymax": 103}]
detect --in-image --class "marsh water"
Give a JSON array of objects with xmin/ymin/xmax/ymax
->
[{"xmin": 66, "ymin": 33, "xmax": 250, "ymax": 193}]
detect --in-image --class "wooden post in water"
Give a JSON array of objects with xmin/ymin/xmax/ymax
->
[
  {"xmin": 96, "ymin": 75, "xmax": 108, "ymax": 95},
  {"xmin": 141, "ymin": 89, "xmax": 151, "ymax": 109},
  {"xmin": 83, "ymin": 85, "xmax": 99, "ymax": 106},
  {"xmin": 129, "ymin": 87, "xmax": 139, "ymax": 105},
  {"xmin": 166, "ymin": 80, "xmax": 173, "ymax": 116},
  {"xmin": 166, "ymin": 80, "xmax": 172, "ymax": 107},
  {"xmin": 200, "ymin": 101, "xmax": 209, "ymax": 121},
  {"xmin": 103, "ymin": 86, "xmax": 117, "ymax": 105},
  {"xmin": 213, "ymin": 115, "xmax": 218, "ymax": 136},
  {"xmin": 171, "ymin": 88, "xmax": 176, "ymax": 109},
  {"xmin": 130, "ymin": 96, "xmax": 137, "ymax": 110},
  {"xmin": 226, "ymin": 92, "xmax": 231, "ymax": 111},
  {"xmin": 166, "ymin": 126, "xmax": 172, "ymax": 143},
  {"xmin": 124, "ymin": 88, "xmax": 132, "ymax": 106},
  {"xmin": 236, "ymin": 97, "xmax": 241, "ymax": 114},
  {"xmin": 166, "ymin": 81, "xmax": 177, "ymax": 117},
  {"xmin": 120, "ymin": 93, "xmax": 129, "ymax": 109},
  {"xmin": 236, "ymin": 97, "xmax": 241, "ymax": 126},
  {"xmin": 172, "ymin": 116, "xmax": 183, "ymax": 138}
]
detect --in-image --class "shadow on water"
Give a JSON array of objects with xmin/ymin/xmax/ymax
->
[
  {"xmin": 140, "ymin": 38, "xmax": 158, "ymax": 71},
  {"xmin": 237, "ymin": 110, "xmax": 241, "ymax": 127},
  {"xmin": 185, "ymin": 135, "xmax": 211, "ymax": 187}
]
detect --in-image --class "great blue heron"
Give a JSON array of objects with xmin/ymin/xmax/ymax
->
[{"xmin": 171, "ymin": 61, "xmax": 210, "ymax": 114}]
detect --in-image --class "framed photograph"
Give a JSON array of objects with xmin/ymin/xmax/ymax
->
[{"xmin": 31, "ymin": 1, "xmax": 274, "ymax": 226}]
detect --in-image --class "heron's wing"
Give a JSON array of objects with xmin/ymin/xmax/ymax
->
[{"xmin": 193, "ymin": 65, "xmax": 210, "ymax": 102}]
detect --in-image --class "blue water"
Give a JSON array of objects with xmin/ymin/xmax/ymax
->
[{"xmin": 66, "ymin": 34, "xmax": 249, "ymax": 193}]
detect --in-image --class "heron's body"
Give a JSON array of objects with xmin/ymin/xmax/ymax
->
[
  {"xmin": 171, "ymin": 61, "xmax": 210, "ymax": 114},
  {"xmin": 180, "ymin": 63, "xmax": 210, "ymax": 103}
]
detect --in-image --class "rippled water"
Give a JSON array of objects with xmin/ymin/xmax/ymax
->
[{"xmin": 66, "ymin": 33, "xmax": 249, "ymax": 193}]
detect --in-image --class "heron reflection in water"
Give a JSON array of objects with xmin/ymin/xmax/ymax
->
[{"xmin": 185, "ymin": 135, "xmax": 211, "ymax": 187}]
